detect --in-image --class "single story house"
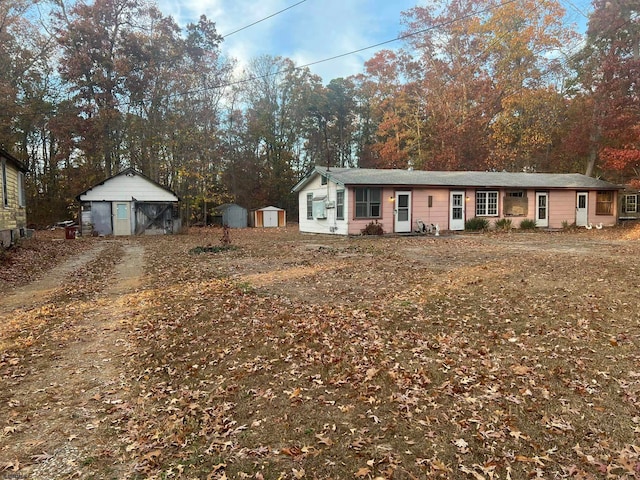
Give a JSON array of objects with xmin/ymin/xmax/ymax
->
[
  {"xmin": 292, "ymin": 167, "xmax": 622, "ymax": 235},
  {"xmin": 76, "ymin": 168, "xmax": 181, "ymax": 236},
  {"xmin": 213, "ymin": 203, "xmax": 248, "ymax": 228},
  {"xmin": 252, "ymin": 206, "xmax": 286, "ymax": 228},
  {"xmin": 0, "ymin": 147, "xmax": 28, "ymax": 247}
]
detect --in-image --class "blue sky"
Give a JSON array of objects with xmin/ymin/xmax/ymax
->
[
  {"xmin": 155, "ymin": 0, "xmax": 419, "ymax": 82},
  {"xmin": 155, "ymin": 0, "xmax": 592, "ymax": 83}
]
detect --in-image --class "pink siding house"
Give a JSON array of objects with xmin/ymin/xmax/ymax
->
[{"xmin": 292, "ymin": 167, "xmax": 621, "ymax": 235}]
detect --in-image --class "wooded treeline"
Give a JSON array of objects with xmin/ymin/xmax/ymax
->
[{"xmin": 1, "ymin": 0, "xmax": 638, "ymax": 225}]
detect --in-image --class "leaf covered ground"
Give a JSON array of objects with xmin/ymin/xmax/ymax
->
[{"xmin": 1, "ymin": 225, "xmax": 640, "ymax": 479}]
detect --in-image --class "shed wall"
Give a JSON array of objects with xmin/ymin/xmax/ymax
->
[{"xmin": 221, "ymin": 205, "xmax": 248, "ymax": 228}]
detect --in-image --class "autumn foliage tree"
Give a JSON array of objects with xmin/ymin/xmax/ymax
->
[
  {"xmin": 4, "ymin": 0, "xmax": 640, "ymax": 226},
  {"xmin": 394, "ymin": 0, "xmax": 577, "ymax": 172},
  {"xmin": 571, "ymin": 0, "xmax": 640, "ymax": 183}
]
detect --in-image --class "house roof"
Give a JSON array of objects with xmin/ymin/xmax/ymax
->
[
  {"xmin": 214, "ymin": 203, "xmax": 247, "ymax": 211},
  {"xmin": 0, "ymin": 147, "xmax": 28, "ymax": 172},
  {"xmin": 76, "ymin": 167, "xmax": 179, "ymax": 202},
  {"xmin": 292, "ymin": 167, "xmax": 621, "ymax": 192}
]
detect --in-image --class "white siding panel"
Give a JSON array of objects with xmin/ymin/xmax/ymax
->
[
  {"xmin": 79, "ymin": 174, "xmax": 178, "ymax": 202},
  {"xmin": 297, "ymin": 176, "xmax": 349, "ymax": 235}
]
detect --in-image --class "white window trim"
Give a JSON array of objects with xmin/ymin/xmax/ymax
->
[
  {"xmin": 1, "ymin": 159, "xmax": 7, "ymax": 207},
  {"xmin": 623, "ymin": 194, "xmax": 637, "ymax": 213},
  {"xmin": 355, "ymin": 187, "xmax": 382, "ymax": 219},
  {"xmin": 306, "ymin": 193, "xmax": 313, "ymax": 220},
  {"xmin": 476, "ymin": 190, "xmax": 499, "ymax": 217},
  {"xmin": 18, "ymin": 171, "xmax": 25, "ymax": 207},
  {"xmin": 336, "ymin": 190, "xmax": 345, "ymax": 220}
]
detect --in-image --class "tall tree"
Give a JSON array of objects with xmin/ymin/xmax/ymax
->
[
  {"xmin": 238, "ymin": 56, "xmax": 321, "ymax": 212},
  {"xmin": 572, "ymin": 0, "xmax": 640, "ymax": 181},
  {"xmin": 53, "ymin": 0, "xmax": 150, "ymax": 178},
  {"xmin": 398, "ymin": 0, "xmax": 575, "ymax": 171}
]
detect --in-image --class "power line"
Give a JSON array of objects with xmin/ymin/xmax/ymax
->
[
  {"xmin": 221, "ymin": 0, "xmax": 309, "ymax": 38},
  {"xmin": 0, "ymin": 0, "xmax": 585, "ymax": 116},
  {"xmin": 157, "ymin": 0, "xmax": 521, "ymax": 101}
]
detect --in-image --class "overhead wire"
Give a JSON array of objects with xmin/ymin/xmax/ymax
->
[
  {"xmin": 0, "ymin": 0, "xmax": 595, "ymax": 117},
  {"xmin": 221, "ymin": 0, "xmax": 308, "ymax": 38},
  {"xmin": 130, "ymin": 0, "xmax": 522, "ymax": 106},
  {"xmin": 1, "ymin": 0, "xmax": 523, "ymax": 117}
]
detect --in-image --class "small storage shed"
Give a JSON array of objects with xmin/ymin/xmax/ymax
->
[
  {"xmin": 76, "ymin": 168, "xmax": 181, "ymax": 236},
  {"xmin": 213, "ymin": 203, "xmax": 248, "ymax": 228},
  {"xmin": 253, "ymin": 206, "xmax": 286, "ymax": 228}
]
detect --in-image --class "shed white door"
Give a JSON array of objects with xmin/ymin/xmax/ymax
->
[
  {"xmin": 263, "ymin": 210, "xmax": 279, "ymax": 227},
  {"xmin": 535, "ymin": 192, "xmax": 548, "ymax": 227},
  {"xmin": 394, "ymin": 191, "xmax": 412, "ymax": 233},
  {"xmin": 113, "ymin": 202, "xmax": 132, "ymax": 236},
  {"xmin": 576, "ymin": 192, "xmax": 588, "ymax": 226},
  {"xmin": 450, "ymin": 191, "xmax": 465, "ymax": 231}
]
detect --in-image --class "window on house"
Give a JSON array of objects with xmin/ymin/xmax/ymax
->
[
  {"xmin": 321, "ymin": 175, "xmax": 327, "ymax": 185},
  {"xmin": 596, "ymin": 191, "xmax": 614, "ymax": 215},
  {"xmin": 503, "ymin": 190, "xmax": 528, "ymax": 216},
  {"xmin": 355, "ymin": 187, "xmax": 381, "ymax": 218},
  {"xmin": 18, "ymin": 171, "xmax": 25, "ymax": 207},
  {"xmin": 1, "ymin": 160, "xmax": 7, "ymax": 207},
  {"xmin": 476, "ymin": 191, "xmax": 498, "ymax": 216},
  {"xmin": 313, "ymin": 196, "xmax": 327, "ymax": 219},
  {"xmin": 623, "ymin": 194, "xmax": 638, "ymax": 214},
  {"xmin": 336, "ymin": 190, "xmax": 344, "ymax": 220},
  {"xmin": 306, "ymin": 193, "xmax": 313, "ymax": 220}
]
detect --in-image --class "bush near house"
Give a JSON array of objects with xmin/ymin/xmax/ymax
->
[
  {"xmin": 519, "ymin": 219, "xmax": 537, "ymax": 230},
  {"xmin": 465, "ymin": 217, "xmax": 490, "ymax": 231},
  {"xmin": 494, "ymin": 218, "xmax": 513, "ymax": 231},
  {"xmin": 361, "ymin": 220, "xmax": 384, "ymax": 235}
]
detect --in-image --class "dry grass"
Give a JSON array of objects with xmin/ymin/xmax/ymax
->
[
  {"xmin": 2, "ymin": 224, "xmax": 640, "ymax": 479},
  {"xmin": 122, "ymin": 225, "xmax": 640, "ymax": 479}
]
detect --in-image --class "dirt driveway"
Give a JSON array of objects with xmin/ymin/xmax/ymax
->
[{"xmin": 1, "ymin": 240, "xmax": 144, "ymax": 478}]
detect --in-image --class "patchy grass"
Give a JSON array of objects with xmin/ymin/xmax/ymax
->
[
  {"xmin": 122, "ymin": 226, "xmax": 640, "ymax": 479},
  {"xmin": 2, "ymin": 224, "xmax": 640, "ymax": 479}
]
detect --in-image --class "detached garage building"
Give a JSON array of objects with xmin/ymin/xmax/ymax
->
[
  {"xmin": 76, "ymin": 168, "xmax": 181, "ymax": 236},
  {"xmin": 252, "ymin": 206, "xmax": 286, "ymax": 228}
]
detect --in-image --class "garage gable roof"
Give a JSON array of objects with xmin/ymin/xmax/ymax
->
[{"xmin": 76, "ymin": 168, "xmax": 179, "ymax": 202}]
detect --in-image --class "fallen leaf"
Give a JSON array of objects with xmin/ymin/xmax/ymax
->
[
  {"xmin": 355, "ymin": 467, "xmax": 370, "ymax": 477},
  {"xmin": 315, "ymin": 434, "xmax": 333, "ymax": 446}
]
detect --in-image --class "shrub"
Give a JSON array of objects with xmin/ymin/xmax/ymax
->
[
  {"xmin": 465, "ymin": 217, "xmax": 490, "ymax": 231},
  {"xmin": 189, "ymin": 245, "xmax": 236, "ymax": 254},
  {"xmin": 494, "ymin": 218, "xmax": 513, "ymax": 231},
  {"xmin": 519, "ymin": 219, "xmax": 537, "ymax": 230},
  {"xmin": 561, "ymin": 220, "xmax": 576, "ymax": 230},
  {"xmin": 361, "ymin": 220, "xmax": 384, "ymax": 235}
]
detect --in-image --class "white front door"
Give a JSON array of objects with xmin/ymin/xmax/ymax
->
[
  {"xmin": 535, "ymin": 192, "xmax": 548, "ymax": 227},
  {"xmin": 450, "ymin": 191, "xmax": 465, "ymax": 231},
  {"xmin": 576, "ymin": 192, "xmax": 588, "ymax": 226},
  {"xmin": 113, "ymin": 202, "xmax": 132, "ymax": 236},
  {"xmin": 394, "ymin": 191, "xmax": 412, "ymax": 233}
]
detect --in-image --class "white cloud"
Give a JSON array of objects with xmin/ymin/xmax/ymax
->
[
  {"xmin": 154, "ymin": 0, "xmax": 594, "ymax": 83},
  {"xmin": 156, "ymin": 0, "xmax": 417, "ymax": 83}
]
